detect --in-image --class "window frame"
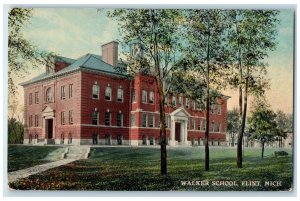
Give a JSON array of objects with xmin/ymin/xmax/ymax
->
[
  {"xmin": 131, "ymin": 113, "xmax": 136, "ymax": 126},
  {"xmin": 142, "ymin": 113, "xmax": 147, "ymax": 127},
  {"xmin": 69, "ymin": 84, "xmax": 74, "ymax": 98},
  {"xmin": 92, "ymin": 84, "xmax": 99, "ymax": 99},
  {"xmin": 46, "ymin": 87, "xmax": 53, "ymax": 102},
  {"xmin": 117, "ymin": 88, "xmax": 123, "ymax": 102},
  {"xmin": 149, "ymin": 113, "xmax": 154, "ymax": 127},
  {"xmin": 29, "ymin": 93, "xmax": 33, "ymax": 105},
  {"xmin": 105, "ymin": 86, "xmax": 112, "ymax": 101},
  {"xmin": 92, "ymin": 111, "xmax": 98, "ymax": 125},
  {"xmin": 61, "ymin": 111, "xmax": 66, "ymax": 125},
  {"xmin": 117, "ymin": 112, "xmax": 123, "ymax": 127},
  {"xmin": 69, "ymin": 110, "xmax": 74, "ymax": 125},
  {"xmin": 142, "ymin": 90, "xmax": 147, "ymax": 104},
  {"xmin": 149, "ymin": 91, "xmax": 154, "ymax": 104},
  {"xmin": 105, "ymin": 111, "xmax": 111, "ymax": 126},
  {"xmin": 34, "ymin": 92, "xmax": 39, "ymax": 104},
  {"xmin": 61, "ymin": 85, "xmax": 66, "ymax": 100}
]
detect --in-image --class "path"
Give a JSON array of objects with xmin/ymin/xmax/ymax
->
[{"xmin": 8, "ymin": 146, "xmax": 90, "ymax": 183}]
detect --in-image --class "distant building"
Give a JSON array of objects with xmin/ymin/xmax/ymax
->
[{"xmin": 20, "ymin": 41, "xmax": 229, "ymax": 146}]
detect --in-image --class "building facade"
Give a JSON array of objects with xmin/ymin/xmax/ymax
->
[{"xmin": 21, "ymin": 41, "xmax": 229, "ymax": 146}]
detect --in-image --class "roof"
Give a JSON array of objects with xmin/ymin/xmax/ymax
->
[{"xmin": 20, "ymin": 53, "xmax": 126, "ymax": 86}]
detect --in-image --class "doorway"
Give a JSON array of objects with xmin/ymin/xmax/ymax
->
[
  {"xmin": 46, "ymin": 119, "xmax": 53, "ymax": 139},
  {"xmin": 175, "ymin": 122, "xmax": 181, "ymax": 142}
]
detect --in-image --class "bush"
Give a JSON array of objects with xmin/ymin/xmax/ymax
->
[{"xmin": 275, "ymin": 151, "xmax": 288, "ymax": 157}]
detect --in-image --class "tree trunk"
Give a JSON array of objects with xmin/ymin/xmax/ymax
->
[
  {"xmin": 156, "ymin": 76, "xmax": 167, "ymax": 175},
  {"xmin": 261, "ymin": 141, "xmax": 265, "ymax": 159},
  {"xmin": 205, "ymin": 80, "xmax": 210, "ymax": 171},
  {"xmin": 237, "ymin": 71, "xmax": 248, "ymax": 168}
]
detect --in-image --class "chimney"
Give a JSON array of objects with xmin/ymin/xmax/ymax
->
[{"xmin": 101, "ymin": 41, "xmax": 119, "ymax": 67}]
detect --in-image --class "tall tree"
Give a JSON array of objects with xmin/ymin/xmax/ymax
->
[
  {"xmin": 182, "ymin": 9, "xmax": 229, "ymax": 171},
  {"xmin": 8, "ymin": 8, "xmax": 55, "ymax": 96},
  {"xmin": 227, "ymin": 10, "xmax": 279, "ymax": 167},
  {"xmin": 107, "ymin": 9, "xmax": 184, "ymax": 175},
  {"xmin": 248, "ymin": 100, "xmax": 279, "ymax": 159},
  {"xmin": 227, "ymin": 108, "xmax": 240, "ymax": 147}
]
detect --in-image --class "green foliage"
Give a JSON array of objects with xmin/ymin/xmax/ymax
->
[
  {"xmin": 9, "ymin": 147, "xmax": 292, "ymax": 191},
  {"xmin": 275, "ymin": 151, "xmax": 288, "ymax": 157},
  {"xmin": 8, "ymin": 145, "xmax": 62, "ymax": 172},
  {"xmin": 8, "ymin": 118, "xmax": 24, "ymax": 144},
  {"xmin": 8, "ymin": 8, "xmax": 56, "ymax": 95}
]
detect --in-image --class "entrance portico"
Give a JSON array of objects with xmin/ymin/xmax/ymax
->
[{"xmin": 169, "ymin": 108, "xmax": 190, "ymax": 146}]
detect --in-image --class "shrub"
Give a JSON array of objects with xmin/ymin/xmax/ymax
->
[{"xmin": 275, "ymin": 151, "xmax": 288, "ymax": 157}]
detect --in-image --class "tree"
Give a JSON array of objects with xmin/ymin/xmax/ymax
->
[
  {"xmin": 181, "ymin": 9, "xmax": 229, "ymax": 171},
  {"xmin": 107, "ymin": 9, "xmax": 184, "ymax": 175},
  {"xmin": 275, "ymin": 110, "xmax": 293, "ymax": 147},
  {"xmin": 227, "ymin": 108, "xmax": 240, "ymax": 147},
  {"xmin": 248, "ymin": 100, "xmax": 279, "ymax": 159},
  {"xmin": 8, "ymin": 117, "xmax": 24, "ymax": 144},
  {"xmin": 226, "ymin": 10, "xmax": 279, "ymax": 167},
  {"xmin": 8, "ymin": 8, "xmax": 55, "ymax": 96}
]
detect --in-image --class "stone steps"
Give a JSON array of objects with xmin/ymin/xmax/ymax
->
[{"xmin": 64, "ymin": 146, "xmax": 90, "ymax": 159}]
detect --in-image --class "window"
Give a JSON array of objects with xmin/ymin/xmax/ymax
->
[
  {"xmin": 68, "ymin": 133, "xmax": 72, "ymax": 144},
  {"xmin": 218, "ymin": 123, "xmax": 222, "ymax": 132},
  {"xmin": 210, "ymin": 104, "xmax": 215, "ymax": 114},
  {"xmin": 164, "ymin": 95, "xmax": 168, "ymax": 105},
  {"xmin": 142, "ymin": 135, "xmax": 147, "ymax": 145},
  {"xmin": 105, "ymin": 112, "xmax": 111, "ymax": 126},
  {"xmin": 142, "ymin": 113, "xmax": 147, "ymax": 127},
  {"xmin": 29, "ymin": 93, "xmax": 32, "ymax": 105},
  {"xmin": 46, "ymin": 87, "xmax": 53, "ymax": 102},
  {"xmin": 179, "ymin": 96, "xmax": 183, "ymax": 107},
  {"xmin": 117, "ymin": 88, "xmax": 123, "ymax": 102},
  {"xmin": 142, "ymin": 90, "xmax": 147, "ymax": 103},
  {"xmin": 132, "ymin": 90, "xmax": 137, "ymax": 102},
  {"xmin": 69, "ymin": 84, "xmax": 74, "ymax": 98},
  {"xmin": 172, "ymin": 96, "xmax": 176, "ymax": 107},
  {"xmin": 187, "ymin": 118, "xmax": 190, "ymax": 129},
  {"xmin": 149, "ymin": 113, "xmax": 154, "ymax": 127},
  {"xmin": 105, "ymin": 86, "xmax": 112, "ymax": 101},
  {"xmin": 92, "ymin": 111, "xmax": 98, "ymax": 125},
  {"xmin": 198, "ymin": 119, "xmax": 201, "ymax": 130},
  {"xmin": 61, "ymin": 86, "xmax": 66, "ymax": 100},
  {"xmin": 218, "ymin": 104, "xmax": 222, "ymax": 115},
  {"xmin": 60, "ymin": 134, "xmax": 64, "ymax": 144},
  {"xmin": 117, "ymin": 135, "xmax": 123, "ymax": 145},
  {"xmin": 211, "ymin": 121, "xmax": 215, "ymax": 132},
  {"xmin": 203, "ymin": 119, "xmax": 206, "ymax": 131},
  {"xmin": 35, "ymin": 115, "xmax": 39, "ymax": 127},
  {"xmin": 185, "ymin": 98, "xmax": 190, "ymax": 108},
  {"xmin": 61, "ymin": 111, "xmax": 65, "ymax": 125},
  {"xmin": 69, "ymin": 110, "xmax": 73, "ymax": 124},
  {"xmin": 150, "ymin": 136, "xmax": 154, "ymax": 145},
  {"xmin": 92, "ymin": 84, "xmax": 99, "ymax": 99},
  {"xmin": 192, "ymin": 118, "xmax": 195, "ymax": 130},
  {"xmin": 131, "ymin": 114, "xmax": 136, "ymax": 126},
  {"xmin": 117, "ymin": 112, "xmax": 123, "ymax": 127},
  {"xmin": 34, "ymin": 92, "xmax": 39, "ymax": 104},
  {"xmin": 149, "ymin": 91, "xmax": 154, "ymax": 104},
  {"xmin": 29, "ymin": 115, "xmax": 33, "ymax": 127}
]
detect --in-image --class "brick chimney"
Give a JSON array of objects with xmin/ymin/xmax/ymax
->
[{"xmin": 101, "ymin": 41, "xmax": 119, "ymax": 67}]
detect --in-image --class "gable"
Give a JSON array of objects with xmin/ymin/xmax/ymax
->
[{"xmin": 170, "ymin": 108, "xmax": 190, "ymax": 118}]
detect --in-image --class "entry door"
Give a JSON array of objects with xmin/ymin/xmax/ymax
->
[
  {"xmin": 47, "ymin": 119, "xmax": 53, "ymax": 139},
  {"xmin": 175, "ymin": 122, "xmax": 181, "ymax": 142}
]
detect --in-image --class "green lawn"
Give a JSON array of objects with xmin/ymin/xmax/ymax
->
[
  {"xmin": 9, "ymin": 146, "xmax": 293, "ymax": 191},
  {"xmin": 8, "ymin": 145, "xmax": 63, "ymax": 172}
]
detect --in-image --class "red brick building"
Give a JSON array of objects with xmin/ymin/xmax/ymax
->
[{"xmin": 21, "ymin": 41, "xmax": 229, "ymax": 146}]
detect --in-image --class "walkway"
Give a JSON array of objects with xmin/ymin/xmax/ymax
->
[
  {"xmin": 8, "ymin": 146, "xmax": 90, "ymax": 183},
  {"xmin": 8, "ymin": 158, "xmax": 77, "ymax": 183}
]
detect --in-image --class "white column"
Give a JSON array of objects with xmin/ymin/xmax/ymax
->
[
  {"xmin": 169, "ymin": 116, "xmax": 176, "ymax": 146},
  {"xmin": 184, "ymin": 119, "xmax": 188, "ymax": 145}
]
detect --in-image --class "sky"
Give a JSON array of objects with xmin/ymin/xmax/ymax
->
[{"xmin": 11, "ymin": 8, "xmax": 294, "ymax": 117}]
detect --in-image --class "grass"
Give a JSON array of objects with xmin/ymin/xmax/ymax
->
[
  {"xmin": 8, "ymin": 145, "xmax": 63, "ymax": 172},
  {"xmin": 9, "ymin": 146, "xmax": 293, "ymax": 191}
]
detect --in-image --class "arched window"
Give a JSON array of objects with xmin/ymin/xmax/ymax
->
[
  {"xmin": 149, "ymin": 91, "xmax": 154, "ymax": 104},
  {"xmin": 117, "ymin": 88, "xmax": 123, "ymax": 102},
  {"xmin": 46, "ymin": 87, "xmax": 53, "ymax": 102},
  {"xmin": 105, "ymin": 86, "xmax": 112, "ymax": 101},
  {"xmin": 92, "ymin": 84, "xmax": 99, "ymax": 99}
]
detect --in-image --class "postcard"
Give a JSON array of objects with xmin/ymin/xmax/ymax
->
[{"xmin": 5, "ymin": 6, "xmax": 294, "ymax": 193}]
